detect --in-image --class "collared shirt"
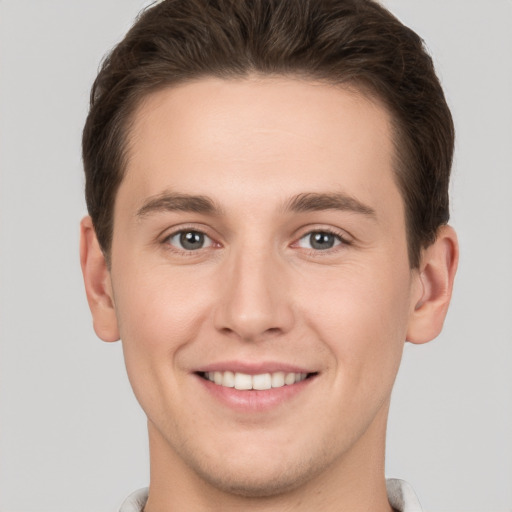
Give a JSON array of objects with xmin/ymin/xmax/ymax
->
[{"xmin": 119, "ymin": 478, "xmax": 422, "ymax": 511}]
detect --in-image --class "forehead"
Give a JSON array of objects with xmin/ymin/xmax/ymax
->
[{"xmin": 121, "ymin": 76, "xmax": 401, "ymax": 221}]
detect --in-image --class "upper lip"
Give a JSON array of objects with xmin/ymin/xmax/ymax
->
[{"xmin": 195, "ymin": 361, "xmax": 316, "ymax": 375}]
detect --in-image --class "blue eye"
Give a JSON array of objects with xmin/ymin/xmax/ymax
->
[
  {"xmin": 166, "ymin": 230, "xmax": 213, "ymax": 251},
  {"xmin": 298, "ymin": 231, "xmax": 343, "ymax": 250}
]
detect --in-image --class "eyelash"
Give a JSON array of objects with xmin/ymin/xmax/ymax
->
[
  {"xmin": 294, "ymin": 228, "xmax": 352, "ymax": 254},
  {"xmin": 160, "ymin": 227, "xmax": 352, "ymax": 255},
  {"xmin": 161, "ymin": 225, "xmax": 218, "ymax": 255}
]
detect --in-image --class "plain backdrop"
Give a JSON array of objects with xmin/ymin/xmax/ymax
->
[{"xmin": 0, "ymin": 1, "xmax": 511, "ymax": 511}]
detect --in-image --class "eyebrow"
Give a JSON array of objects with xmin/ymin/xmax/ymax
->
[
  {"xmin": 136, "ymin": 191, "xmax": 376, "ymax": 219},
  {"xmin": 284, "ymin": 192, "xmax": 376, "ymax": 218},
  {"xmin": 137, "ymin": 192, "xmax": 222, "ymax": 217}
]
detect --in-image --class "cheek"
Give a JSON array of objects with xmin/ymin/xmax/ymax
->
[
  {"xmin": 298, "ymin": 260, "xmax": 412, "ymax": 378},
  {"xmin": 110, "ymin": 261, "xmax": 216, "ymax": 419},
  {"xmin": 110, "ymin": 260, "xmax": 215, "ymax": 371}
]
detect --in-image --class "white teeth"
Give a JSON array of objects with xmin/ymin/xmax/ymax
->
[
  {"xmin": 284, "ymin": 372, "xmax": 296, "ymax": 385},
  {"xmin": 271, "ymin": 371, "xmax": 285, "ymax": 387},
  {"xmin": 223, "ymin": 371, "xmax": 235, "ymax": 387},
  {"xmin": 252, "ymin": 373, "xmax": 272, "ymax": 390},
  {"xmin": 234, "ymin": 372, "xmax": 253, "ymax": 390},
  {"xmin": 204, "ymin": 370, "xmax": 309, "ymax": 390}
]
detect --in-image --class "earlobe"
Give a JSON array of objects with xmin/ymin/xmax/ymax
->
[
  {"xmin": 80, "ymin": 216, "xmax": 120, "ymax": 342},
  {"xmin": 406, "ymin": 225, "xmax": 459, "ymax": 344}
]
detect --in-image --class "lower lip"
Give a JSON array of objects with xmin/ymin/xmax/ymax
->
[{"xmin": 195, "ymin": 374, "xmax": 315, "ymax": 412}]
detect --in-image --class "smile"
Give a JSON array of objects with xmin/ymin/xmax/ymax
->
[{"xmin": 202, "ymin": 371, "xmax": 310, "ymax": 390}]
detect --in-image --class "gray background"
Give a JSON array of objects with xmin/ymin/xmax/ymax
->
[{"xmin": 0, "ymin": 1, "xmax": 511, "ymax": 511}]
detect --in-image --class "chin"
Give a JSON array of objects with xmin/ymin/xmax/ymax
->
[
  {"xmin": 176, "ymin": 432, "xmax": 336, "ymax": 499},
  {"xmin": 192, "ymin": 457, "xmax": 318, "ymax": 498}
]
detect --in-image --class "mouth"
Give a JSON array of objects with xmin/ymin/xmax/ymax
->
[
  {"xmin": 197, "ymin": 370, "xmax": 317, "ymax": 390},
  {"xmin": 194, "ymin": 365, "xmax": 319, "ymax": 412}
]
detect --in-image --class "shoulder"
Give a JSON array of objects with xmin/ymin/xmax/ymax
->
[
  {"xmin": 386, "ymin": 478, "xmax": 423, "ymax": 512},
  {"xmin": 118, "ymin": 487, "xmax": 149, "ymax": 512}
]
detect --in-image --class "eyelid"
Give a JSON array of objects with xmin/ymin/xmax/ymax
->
[
  {"xmin": 159, "ymin": 222, "xmax": 215, "ymax": 240},
  {"xmin": 167, "ymin": 230, "xmax": 213, "ymax": 249},
  {"xmin": 292, "ymin": 225, "xmax": 353, "ymax": 246},
  {"xmin": 160, "ymin": 224, "xmax": 221, "ymax": 252},
  {"xmin": 297, "ymin": 232, "xmax": 341, "ymax": 249},
  {"xmin": 157, "ymin": 223, "xmax": 352, "ymax": 255}
]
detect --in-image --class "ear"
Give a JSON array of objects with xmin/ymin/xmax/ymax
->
[
  {"xmin": 406, "ymin": 225, "xmax": 459, "ymax": 344},
  {"xmin": 80, "ymin": 216, "xmax": 120, "ymax": 342}
]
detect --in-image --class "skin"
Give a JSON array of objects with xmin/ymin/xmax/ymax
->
[{"xmin": 81, "ymin": 77, "xmax": 458, "ymax": 511}]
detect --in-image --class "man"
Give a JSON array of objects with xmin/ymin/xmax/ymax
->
[{"xmin": 80, "ymin": 0, "xmax": 458, "ymax": 510}]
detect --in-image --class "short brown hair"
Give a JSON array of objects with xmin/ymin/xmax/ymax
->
[{"xmin": 82, "ymin": 0, "xmax": 454, "ymax": 268}]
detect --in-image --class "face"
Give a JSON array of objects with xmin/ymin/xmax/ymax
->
[{"xmin": 105, "ymin": 77, "xmax": 422, "ymax": 496}]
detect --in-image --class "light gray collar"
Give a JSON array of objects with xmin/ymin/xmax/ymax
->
[{"xmin": 120, "ymin": 478, "xmax": 423, "ymax": 512}]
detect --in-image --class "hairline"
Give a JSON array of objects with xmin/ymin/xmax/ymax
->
[{"xmin": 105, "ymin": 73, "xmax": 422, "ymax": 268}]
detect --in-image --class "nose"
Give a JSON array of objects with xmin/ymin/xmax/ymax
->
[{"xmin": 213, "ymin": 248, "xmax": 294, "ymax": 342}]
